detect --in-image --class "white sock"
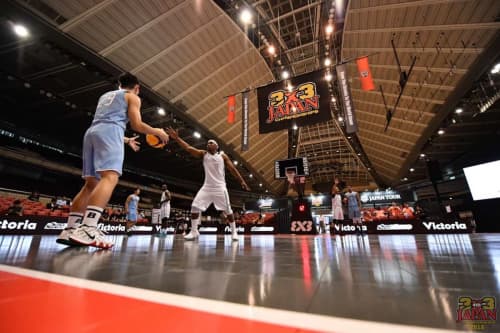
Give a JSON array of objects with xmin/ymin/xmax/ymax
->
[
  {"xmin": 191, "ymin": 216, "xmax": 200, "ymax": 233},
  {"xmin": 82, "ymin": 206, "xmax": 103, "ymax": 227},
  {"xmin": 230, "ymin": 222, "xmax": 236, "ymax": 234},
  {"xmin": 66, "ymin": 212, "xmax": 83, "ymax": 229}
]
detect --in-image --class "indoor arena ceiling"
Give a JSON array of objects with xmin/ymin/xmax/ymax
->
[{"xmin": 1, "ymin": 0, "xmax": 499, "ymax": 197}]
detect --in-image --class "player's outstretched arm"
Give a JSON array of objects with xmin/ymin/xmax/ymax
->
[
  {"xmin": 166, "ymin": 127, "xmax": 205, "ymax": 158},
  {"xmin": 126, "ymin": 94, "xmax": 169, "ymax": 144},
  {"xmin": 222, "ymin": 153, "xmax": 250, "ymax": 191}
]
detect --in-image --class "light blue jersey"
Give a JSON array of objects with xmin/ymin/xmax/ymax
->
[
  {"xmin": 92, "ymin": 89, "xmax": 129, "ymax": 129},
  {"xmin": 82, "ymin": 89, "xmax": 130, "ymax": 178},
  {"xmin": 345, "ymin": 191, "xmax": 361, "ymax": 219},
  {"xmin": 127, "ymin": 194, "xmax": 140, "ymax": 222}
]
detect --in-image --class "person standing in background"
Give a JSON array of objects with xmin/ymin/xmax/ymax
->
[
  {"xmin": 158, "ymin": 184, "xmax": 171, "ymax": 235},
  {"xmin": 125, "ymin": 188, "xmax": 141, "ymax": 236},
  {"xmin": 331, "ymin": 185, "xmax": 344, "ymax": 235},
  {"xmin": 345, "ymin": 186, "xmax": 363, "ymax": 235}
]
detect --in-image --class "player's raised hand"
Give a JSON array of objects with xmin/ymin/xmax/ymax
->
[{"xmin": 166, "ymin": 127, "xmax": 179, "ymax": 140}]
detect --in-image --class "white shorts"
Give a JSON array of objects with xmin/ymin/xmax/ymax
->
[
  {"xmin": 192, "ymin": 186, "xmax": 232, "ymax": 214},
  {"xmin": 160, "ymin": 202, "xmax": 170, "ymax": 219}
]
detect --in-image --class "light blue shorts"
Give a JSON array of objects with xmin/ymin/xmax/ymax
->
[
  {"xmin": 82, "ymin": 123, "xmax": 124, "ymax": 179},
  {"xmin": 348, "ymin": 206, "xmax": 361, "ymax": 219},
  {"xmin": 127, "ymin": 211, "xmax": 138, "ymax": 222}
]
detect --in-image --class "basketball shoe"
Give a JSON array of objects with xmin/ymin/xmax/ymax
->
[
  {"xmin": 56, "ymin": 226, "xmax": 84, "ymax": 246},
  {"xmin": 69, "ymin": 224, "xmax": 114, "ymax": 249},
  {"xmin": 184, "ymin": 230, "xmax": 200, "ymax": 240}
]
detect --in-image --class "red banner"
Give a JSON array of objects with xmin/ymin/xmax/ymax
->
[
  {"xmin": 356, "ymin": 56, "xmax": 375, "ymax": 91},
  {"xmin": 227, "ymin": 95, "xmax": 236, "ymax": 123}
]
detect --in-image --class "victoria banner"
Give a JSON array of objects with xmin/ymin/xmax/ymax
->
[{"xmin": 257, "ymin": 69, "xmax": 331, "ymax": 134}]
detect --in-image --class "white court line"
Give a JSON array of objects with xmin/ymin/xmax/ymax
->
[{"xmin": 0, "ymin": 264, "xmax": 461, "ymax": 333}]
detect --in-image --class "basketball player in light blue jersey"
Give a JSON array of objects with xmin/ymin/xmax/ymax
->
[
  {"xmin": 125, "ymin": 188, "xmax": 141, "ymax": 236},
  {"xmin": 57, "ymin": 73, "xmax": 169, "ymax": 249},
  {"xmin": 345, "ymin": 186, "xmax": 363, "ymax": 235},
  {"xmin": 166, "ymin": 127, "xmax": 250, "ymax": 241}
]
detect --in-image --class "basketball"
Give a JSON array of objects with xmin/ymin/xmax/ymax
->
[{"xmin": 146, "ymin": 134, "xmax": 165, "ymax": 148}]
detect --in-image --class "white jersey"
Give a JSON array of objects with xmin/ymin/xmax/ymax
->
[
  {"xmin": 202, "ymin": 152, "xmax": 226, "ymax": 189},
  {"xmin": 160, "ymin": 190, "xmax": 170, "ymax": 204},
  {"xmin": 332, "ymin": 194, "xmax": 344, "ymax": 220}
]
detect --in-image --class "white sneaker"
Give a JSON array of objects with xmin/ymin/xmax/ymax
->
[
  {"xmin": 69, "ymin": 225, "xmax": 114, "ymax": 249},
  {"xmin": 56, "ymin": 227, "xmax": 84, "ymax": 246},
  {"xmin": 184, "ymin": 230, "xmax": 200, "ymax": 241},
  {"xmin": 231, "ymin": 231, "xmax": 239, "ymax": 241}
]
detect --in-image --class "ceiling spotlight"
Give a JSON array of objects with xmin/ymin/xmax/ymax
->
[
  {"xmin": 240, "ymin": 9, "xmax": 253, "ymax": 25},
  {"xmin": 420, "ymin": 153, "xmax": 426, "ymax": 158},
  {"xmin": 491, "ymin": 63, "xmax": 500, "ymax": 74},
  {"xmin": 452, "ymin": 118, "xmax": 456, "ymax": 124},
  {"xmin": 410, "ymin": 168, "xmax": 415, "ymax": 172},
  {"xmin": 233, "ymin": 160, "xmax": 238, "ymax": 165},
  {"xmin": 249, "ymin": 174, "xmax": 253, "ymax": 178},
  {"xmin": 325, "ymin": 73, "xmax": 333, "ymax": 81},
  {"xmin": 267, "ymin": 45, "xmax": 276, "ymax": 55},
  {"xmin": 259, "ymin": 183, "xmax": 263, "ymax": 187},
  {"xmin": 281, "ymin": 70, "xmax": 290, "ymax": 80},
  {"xmin": 438, "ymin": 129, "xmax": 445, "ymax": 135},
  {"xmin": 403, "ymin": 177, "xmax": 408, "ymax": 181},
  {"xmin": 287, "ymin": 84, "xmax": 294, "ymax": 92},
  {"xmin": 331, "ymin": 97, "xmax": 336, "ymax": 102},
  {"xmin": 324, "ymin": 58, "xmax": 332, "ymax": 66},
  {"xmin": 357, "ymin": 153, "xmax": 361, "ymax": 156},
  {"xmin": 193, "ymin": 131, "xmax": 201, "ymax": 139},
  {"xmin": 338, "ymin": 116, "xmax": 343, "ymax": 122},
  {"xmin": 157, "ymin": 107, "xmax": 166, "ymax": 116},
  {"xmin": 455, "ymin": 108, "xmax": 463, "ymax": 114},
  {"xmin": 293, "ymin": 124, "xmax": 298, "ymax": 130},
  {"xmin": 325, "ymin": 24, "xmax": 334, "ymax": 34},
  {"xmin": 13, "ymin": 24, "xmax": 29, "ymax": 38}
]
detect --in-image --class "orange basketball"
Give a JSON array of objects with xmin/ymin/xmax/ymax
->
[{"xmin": 146, "ymin": 134, "xmax": 165, "ymax": 148}]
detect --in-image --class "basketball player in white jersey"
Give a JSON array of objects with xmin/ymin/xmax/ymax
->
[
  {"xmin": 331, "ymin": 185, "xmax": 344, "ymax": 235},
  {"xmin": 57, "ymin": 73, "xmax": 169, "ymax": 249},
  {"xmin": 166, "ymin": 127, "xmax": 250, "ymax": 241},
  {"xmin": 160, "ymin": 184, "xmax": 171, "ymax": 218}
]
